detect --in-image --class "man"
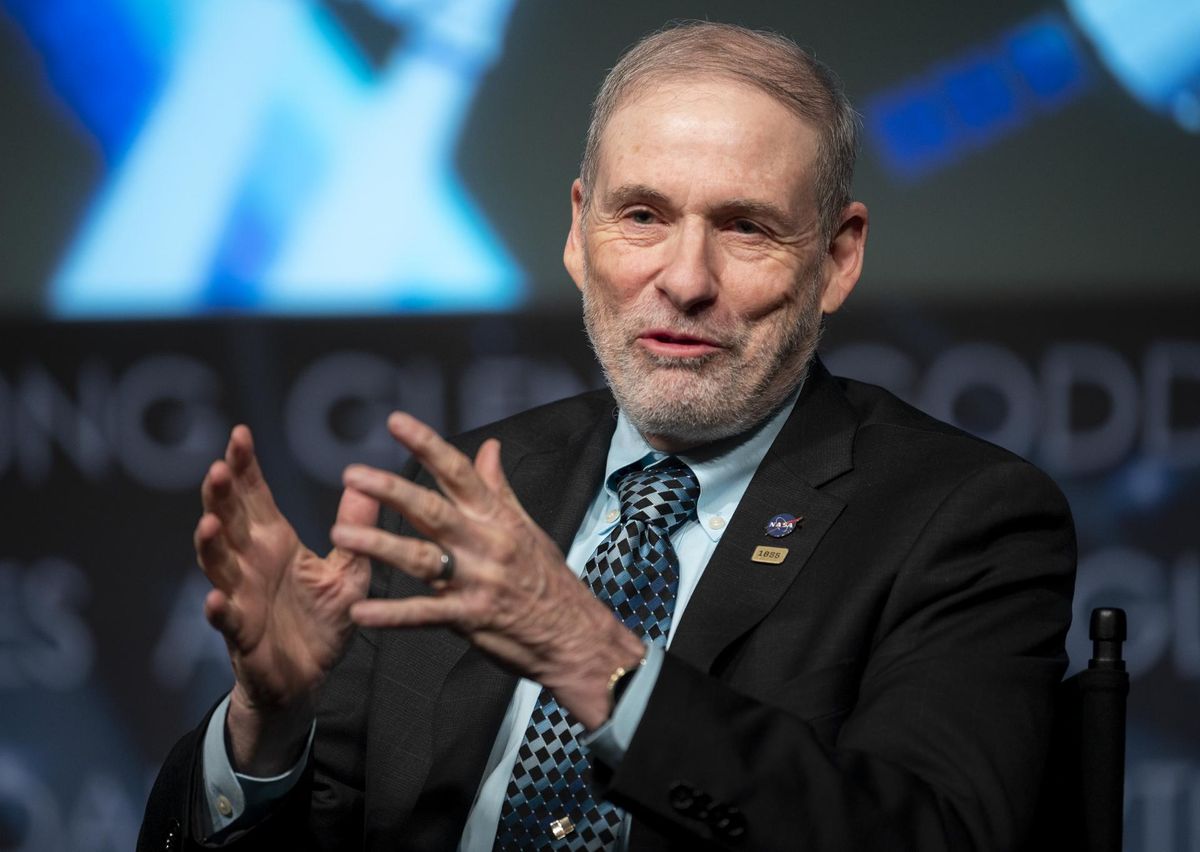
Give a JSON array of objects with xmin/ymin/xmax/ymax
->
[{"xmin": 139, "ymin": 21, "xmax": 1075, "ymax": 852}]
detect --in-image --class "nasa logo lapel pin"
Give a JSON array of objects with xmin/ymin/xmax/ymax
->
[
  {"xmin": 753, "ymin": 513, "xmax": 802, "ymax": 564},
  {"xmin": 765, "ymin": 513, "xmax": 802, "ymax": 538}
]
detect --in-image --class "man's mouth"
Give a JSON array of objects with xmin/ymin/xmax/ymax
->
[{"xmin": 636, "ymin": 329, "xmax": 723, "ymax": 357}]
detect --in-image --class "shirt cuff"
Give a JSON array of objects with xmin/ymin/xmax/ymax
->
[
  {"xmin": 200, "ymin": 693, "xmax": 314, "ymax": 838},
  {"xmin": 583, "ymin": 643, "xmax": 664, "ymax": 769}
]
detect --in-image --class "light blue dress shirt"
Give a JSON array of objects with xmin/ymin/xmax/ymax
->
[{"xmin": 202, "ymin": 387, "xmax": 800, "ymax": 847}]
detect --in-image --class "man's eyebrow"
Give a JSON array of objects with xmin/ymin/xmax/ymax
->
[{"xmin": 601, "ymin": 184, "xmax": 673, "ymax": 210}]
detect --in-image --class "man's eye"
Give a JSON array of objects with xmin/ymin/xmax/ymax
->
[
  {"xmin": 629, "ymin": 209, "xmax": 656, "ymax": 225},
  {"xmin": 731, "ymin": 219, "xmax": 763, "ymax": 235}
]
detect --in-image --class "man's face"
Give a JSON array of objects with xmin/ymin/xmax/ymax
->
[{"xmin": 565, "ymin": 77, "xmax": 862, "ymax": 450}]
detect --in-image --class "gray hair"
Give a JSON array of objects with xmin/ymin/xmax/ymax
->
[{"xmin": 580, "ymin": 21, "xmax": 860, "ymax": 241}]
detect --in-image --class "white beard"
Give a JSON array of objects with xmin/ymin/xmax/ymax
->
[{"xmin": 581, "ymin": 263, "xmax": 824, "ymax": 449}]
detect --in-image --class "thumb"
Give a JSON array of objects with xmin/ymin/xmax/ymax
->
[
  {"xmin": 330, "ymin": 486, "xmax": 380, "ymax": 565},
  {"xmin": 475, "ymin": 439, "xmax": 536, "ymax": 525},
  {"xmin": 336, "ymin": 485, "xmax": 380, "ymax": 527}
]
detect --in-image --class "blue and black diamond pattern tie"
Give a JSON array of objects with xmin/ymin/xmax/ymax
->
[{"xmin": 493, "ymin": 458, "xmax": 701, "ymax": 851}]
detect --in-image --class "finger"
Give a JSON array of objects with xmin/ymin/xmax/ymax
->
[
  {"xmin": 330, "ymin": 524, "xmax": 450, "ymax": 585},
  {"xmin": 472, "ymin": 444, "xmax": 549, "ymax": 549},
  {"xmin": 387, "ymin": 411, "xmax": 495, "ymax": 512},
  {"xmin": 335, "ymin": 484, "xmax": 380, "ymax": 529},
  {"xmin": 194, "ymin": 512, "xmax": 242, "ymax": 592},
  {"xmin": 225, "ymin": 425, "xmax": 282, "ymax": 526},
  {"xmin": 473, "ymin": 439, "xmax": 505, "ymax": 492},
  {"xmin": 225, "ymin": 425, "xmax": 262, "ymax": 486},
  {"xmin": 204, "ymin": 588, "xmax": 245, "ymax": 648},
  {"xmin": 201, "ymin": 459, "xmax": 250, "ymax": 547},
  {"xmin": 350, "ymin": 596, "xmax": 465, "ymax": 629},
  {"xmin": 475, "ymin": 439, "xmax": 541, "ymax": 530},
  {"xmin": 343, "ymin": 464, "xmax": 472, "ymax": 546},
  {"xmin": 329, "ymin": 486, "xmax": 381, "ymax": 565}
]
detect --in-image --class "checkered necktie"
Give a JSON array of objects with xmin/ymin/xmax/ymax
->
[{"xmin": 492, "ymin": 458, "xmax": 700, "ymax": 851}]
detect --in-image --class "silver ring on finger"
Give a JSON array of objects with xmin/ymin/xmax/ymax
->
[{"xmin": 436, "ymin": 549, "xmax": 455, "ymax": 583}]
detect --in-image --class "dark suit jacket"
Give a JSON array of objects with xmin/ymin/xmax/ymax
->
[{"xmin": 139, "ymin": 361, "xmax": 1076, "ymax": 851}]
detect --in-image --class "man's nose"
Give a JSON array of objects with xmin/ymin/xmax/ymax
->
[{"xmin": 657, "ymin": 219, "xmax": 718, "ymax": 311}]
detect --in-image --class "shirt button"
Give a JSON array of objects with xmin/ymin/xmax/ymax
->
[
  {"xmin": 216, "ymin": 794, "xmax": 233, "ymax": 817},
  {"xmin": 606, "ymin": 509, "xmax": 619, "ymax": 523},
  {"xmin": 708, "ymin": 516, "xmax": 726, "ymax": 530}
]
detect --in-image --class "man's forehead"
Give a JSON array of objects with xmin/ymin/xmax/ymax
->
[
  {"xmin": 598, "ymin": 76, "xmax": 818, "ymax": 156},
  {"xmin": 592, "ymin": 78, "xmax": 820, "ymax": 213}
]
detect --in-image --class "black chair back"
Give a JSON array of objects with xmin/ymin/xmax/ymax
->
[{"xmin": 1029, "ymin": 607, "xmax": 1129, "ymax": 851}]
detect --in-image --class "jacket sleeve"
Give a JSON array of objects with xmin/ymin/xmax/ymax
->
[
  {"xmin": 137, "ymin": 615, "xmax": 380, "ymax": 851},
  {"xmin": 597, "ymin": 460, "xmax": 1076, "ymax": 852}
]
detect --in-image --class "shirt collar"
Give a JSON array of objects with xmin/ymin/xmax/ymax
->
[{"xmin": 600, "ymin": 384, "xmax": 802, "ymax": 542}]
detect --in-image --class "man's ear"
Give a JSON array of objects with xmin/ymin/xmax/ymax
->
[
  {"xmin": 563, "ymin": 179, "xmax": 587, "ymax": 292},
  {"xmin": 820, "ymin": 201, "xmax": 869, "ymax": 315}
]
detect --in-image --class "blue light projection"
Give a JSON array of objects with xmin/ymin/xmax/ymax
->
[
  {"xmin": 866, "ymin": 1, "xmax": 1200, "ymax": 182},
  {"xmin": 4, "ymin": 0, "xmax": 525, "ymax": 316},
  {"xmin": 865, "ymin": 13, "xmax": 1094, "ymax": 181}
]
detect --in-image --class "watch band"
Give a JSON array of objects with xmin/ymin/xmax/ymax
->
[{"xmin": 607, "ymin": 655, "xmax": 647, "ymax": 710}]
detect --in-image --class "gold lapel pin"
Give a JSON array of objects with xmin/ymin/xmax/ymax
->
[{"xmin": 752, "ymin": 545, "xmax": 789, "ymax": 564}]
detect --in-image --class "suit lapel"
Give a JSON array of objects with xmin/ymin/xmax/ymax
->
[
  {"xmin": 669, "ymin": 362, "xmax": 858, "ymax": 673},
  {"xmin": 513, "ymin": 406, "xmax": 617, "ymax": 552}
]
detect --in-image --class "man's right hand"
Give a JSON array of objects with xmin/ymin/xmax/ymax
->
[{"xmin": 195, "ymin": 425, "xmax": 379, "ymax": 775}]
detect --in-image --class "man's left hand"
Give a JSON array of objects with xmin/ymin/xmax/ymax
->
[{"xmin": 330, "ymin": 411, "xmax": 646, "ymax": 730}]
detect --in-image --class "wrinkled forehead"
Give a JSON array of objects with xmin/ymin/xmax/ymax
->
[{"xmin": 594, "ymin": 77, "xmax": 822, "ymax": 210}]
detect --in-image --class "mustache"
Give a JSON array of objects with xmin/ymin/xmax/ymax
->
[{"xmin": 614, "ymin": 308, "xmax": 748, "ymax": 351}]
